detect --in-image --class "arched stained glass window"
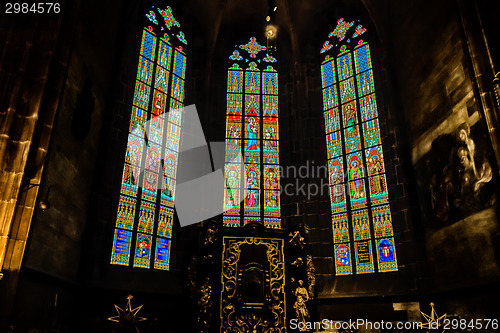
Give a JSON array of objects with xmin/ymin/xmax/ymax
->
[
  {"xmin": 320, "ymin": 19, "xmax": 397, "ymax": 275},
  {"xmin": 223, "ymin": 38, "xmax": 281, "ymax": 228},
  {"xmin": 110, "ymin": 6, "xmax": 187, "ymax": 270}
]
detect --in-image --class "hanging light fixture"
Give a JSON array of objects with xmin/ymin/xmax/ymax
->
[{"xmin": 266, "ymin": 25, "xmax": 276, "ymax": 38}]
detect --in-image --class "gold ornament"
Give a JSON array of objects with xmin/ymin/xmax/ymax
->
[
  {"xmin": 420, "ymin": 302, "xmax": 447, "ymax": 332},
  {"xmin": 108, "ymin": 295, "xmax": 147, "ymax": 332}
]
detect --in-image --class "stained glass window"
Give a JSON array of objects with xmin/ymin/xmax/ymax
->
[
  {"xmin": 320, "ymin": 19, "xmax": 398, "ymax": 274},
  {"xmin": 223, "ymin": 38, "xmax": 281, "ymax": 229},
  {"xmin": 111, "ymin": 6, "xmax": 187, "ymax": 270}
]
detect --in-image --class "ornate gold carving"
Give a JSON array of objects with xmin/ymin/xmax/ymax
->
[
  {"xmin": 289, "ymin": 231, "xmax": 305, "ymax": 248},
  {"xmin": 198, "ymin": 277, "xmax": 213, "ymax": 330},
  {"xmin": 108, "ymin": 295, "xmax": 147, "ymax": 332},
  {"xmin": 221, "ymin": 237, "xmax": 286, "ymax": 333},
  {"xmin": 306, "ymin": 254, "xmax": 316, "ymax": 297},
  {"xmin": 204, "ymin": 225, "xmax": 218, "ymax": 245}
]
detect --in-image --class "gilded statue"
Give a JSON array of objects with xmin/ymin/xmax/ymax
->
[{"xmin": 293, "ymin": 280, "xmax": 310, "ymax": 331}]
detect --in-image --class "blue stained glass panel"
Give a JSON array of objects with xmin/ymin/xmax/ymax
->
[
  {"xmin": 377, "ymin": 239, "xmax": 395, "ymax": 262},
  {"xmin": 376, "ymin": 238, "xmax": 398, "ymax": 272},
  {"xmin": 337, "ymin": 52, "xmax": 353, "ymax": 80},
  {"xmin": 354, "ymin": 44, "xmax": 371, "ymax": 74},
  {"xmin": 173, "ymin": 50, "xmax": 186, "ymax": 78},
  {"xmin": 321, "ymin": 59, "xmax": 335, "ymax": 88},
  {"xmin": 111, "ymin": 229, "xmax": 132, "ymax": 265},
  {"xmin": 140, "ymin": 30, "xmax": 156, "ymax": 60},
  {"xmin": 154, "ymin": 238, "xmax": 171, "ymax": 270},
  {"xmin": 334, "ymin": 243, "xmax": 353, "ymax": 275}
]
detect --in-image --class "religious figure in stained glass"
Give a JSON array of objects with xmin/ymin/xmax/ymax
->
[
  {"xmin": 369, "ymin": 155, "xmax": 385, "ymax": 194},
  {"xmin": 223, "ymin": 37, "xmax": 281, "ymax": 228},
  {"xmin": 320, "ymin": 19, "xmax": 398, "ymax": 274},
  {"xmin": 246, "ymin": 117, "xmax": 259, "ymax": 150},
  {"xmin": 110, "ymin": 5, "xmax": 187, "ymax": 270}
]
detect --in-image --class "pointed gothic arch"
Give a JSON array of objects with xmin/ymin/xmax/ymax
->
[
  {"xmin": 110, "ymin": 5, "xmax": 187, "ymax": 270},
  {"xmin": 320, "ymin": 18, "xmax": 398, "ymax": 274}
]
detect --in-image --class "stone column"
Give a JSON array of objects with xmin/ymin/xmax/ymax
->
[{"xmin": 0, "ymin": 0, "xmax": 78, "ymax": 326}]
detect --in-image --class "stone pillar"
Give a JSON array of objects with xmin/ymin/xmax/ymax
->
[
  {"xmin": 0, "ymin": 0, "xmax": 78, "ymax": 326},
  {"xmin": 457, "ymin": 0, "xmax": 500, "ymax": 174}
]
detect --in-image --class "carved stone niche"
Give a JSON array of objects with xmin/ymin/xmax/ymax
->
[{"xmin": 221, "ymin": 237, "xmax": 286, "ymax": 333}]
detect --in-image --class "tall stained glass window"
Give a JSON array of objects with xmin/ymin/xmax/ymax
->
[
  {"xmin": 320, "ymin": 19, "xmax": 397, "ymax": 275},
  {"xmin": 223, "ymin": 38, "xmax": 281, "ymax": 229},
  {"xmin": 110, "ymin": 6, "xmax": 187, "ymax": 270}
]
